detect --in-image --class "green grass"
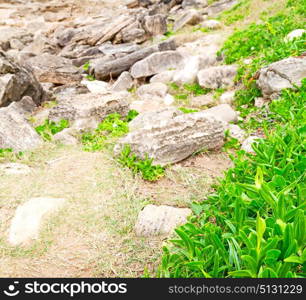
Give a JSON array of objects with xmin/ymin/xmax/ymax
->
[
  {"xmin": 179, "ymin": 107, "xmax": 199, "ymax": 114},
  {"xmin": 35, "ymin": 119, "xmax": 70, "ymax": 141},
  {"xmin": 158, "ymin": 80, "xmax": 306, "ymax": 278},
  {"xmin": 219, "ymin": 0, "xmax": 251, "ymax": 25},
  {"xmin": 118, "ymin": 145, "xmax": 165, "ymax": 182},
  {"xmin": 81, "ymin": 112, "xmax": 138, "ymax": 152}
]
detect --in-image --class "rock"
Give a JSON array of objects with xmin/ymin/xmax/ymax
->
[
  {"xmin": 228, "ymin": 124, "xmax": 246, "ymax": 142},
  {"xmin": 53, "ymin": 128, "xmax": 78, "ymax": 145},
  {"xmin": 206, "ymin": 0, "xmax": 238, "ymax": 16},
  {"xmin": 182, "ymin": 0, "xmax": 208, "ymax": 8},
  {"xmin": 81, "ymin": 79, "xmax": 110, "ymax": 94},
  {"xmin": 254, "ymin": 97, "xmax": 266, "ymax": 108},
  {"xmin": 130, "ymin": 99, "xmax": 169, "ymax": 113},
  {"xmin": 0, "ymin": 51, "xmax": 43, "ymax": 107},
  {"xmin": 284, "ymin": 29, "xmax": 306, "ymax": 42},
  {"xmin": 0, "ymin": 163, "xmax": 31, "ymax": 175},
  {"xmin": 94, "ymin": 39, "xmax": 176, "ymax": 80},
  {"xmin": 164, "ymin": 93, "xmax": 175, "ymax": 105},
  {"xmin": 136, "ymin": 82, "xmax": 168, "ymax": 99},
  {"xmin": 115, "ymin": 20, "xmax": 148, "ymax": 44},
  {"xmin": 71, "ymin": 117, "xmax": 100, "ymax": 132},
  {"xmin": 173, "ymin": 55, "xmax": 200, "ymax": 84},
  {"xmin": 25, "ymin": 54, "xmax": 82, "ymax": 85},
  {"xmin": 220, "ymin": 90, "xmax": 235, "ymax": 104},
  {"xmin": 198, "ymin": 65, "xmax": 237, "ymax": 89},
  {"xmin": 115, "ymin": 111, "xmax": 226, "ymax": 165},
  {"xmin": 129, "ymin": 107, "xmax": 182, "ymax": 131},
  {"xmin": 241, "ymin": 136, "xmax": 261, "ymax": 153},
  {"xmin": 201, "ymin": 19, "xmax": 221, "ymax": 29},
  {"xmin": 131, "ymin": 50, "xmax": 184, "ymax": 78},
  {"xmin": 8, "ymin": 197, "xmax": 66, "ymax": 246},
  {"xmin": 112, "ymin": 71, "xmax": 134, "ymax": 91},
  {"xmin": 8, "ymin": 96, "xmax": 37, "ymax": 116},
  {"xmin": 49, "ymin": 92, "xmax": 130, "ymax": 122},
  {"xmin": 143, "ymin": 14, "xmax": 167, "ymax": 35},
  {"xmin": 0, "ymin": 105, "xmax": 42, "ymax": 151},
  {"xmin": 135, "ymin": 204, "xmax": 192, "ymax": 236},
  {"xmin": 190, "ymin": 94, "xmax": 215, "ymax": 108},
  {"xmin": 0, "ymin": 26, "xmax": 32, "ymax": 51},
  {"xmin": 173, "ymin": 9, "xmax": 203, "ymax": 32},
  {"xmin": 98, "ymin": 42, "xmax": 140, "ymax": 56},
  {"xmin": 150, "ymin": 70, "xmax": 175, "ymax": 83},
  {"xmin": 257, "ymin": 57, "xmax": 306, "ymax": 99},
  {"xmin": 202, "ymin": 104, "xmax": 238, "ymax": 123}
]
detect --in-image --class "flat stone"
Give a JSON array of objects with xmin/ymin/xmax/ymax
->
[
  {"xmin": 173, "ymin": 9, "xmax": 203, "ymax": 32},
  {"xmin": 135, "ymin": 204, "xmax": 192, "ymax": 236},
  {"xmin": 131, "ymin": 50, "xmax": 184, "ymax": 78},
  {"xmin": 112, "ymin": 71, "xmax": 134, "ymax": 91},
  {"xmin": 8, "ymin": 197, "xmax": 66, "ymax": 246}
]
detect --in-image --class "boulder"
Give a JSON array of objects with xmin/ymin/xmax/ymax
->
[
  {"xmin": 257, "ymin": 57, "xmax": 306, "ymax": 99},
  {"xmin": 190, "ymin": 94, "xmax": 215, "ymax": 108},
  {"xmin": 182, "ymin": 0, "xmax": 208, "ymax": 8},
  {"xmin": 115, "ymin": 111, "xmax": 226, "ymax": 166},
  {"xmin": 173, "ymin": 55, "xmax": 200, "ymax": 84},
  {"xmin": 7, "ymin": 96, "xmax": 37, "ymax": 116},
  {"xmin": 53, "ymin": 128, "xmax": 78, "ymax": 145},
  {"xmin": 173, "ymin": 9, "xmax": 203, "ymax": 32},
  {"xmin": 0, "ymin": 26, "xmax": 32, "ymax": 51},
  {"xmin": 135, "ymin": 204, "xmax": 192, "ymax": 236},
  {"xmin": 131, "ymin": 50, "xmax": 184, "ymax": 78},
  {"xmin": 220, "ymin": 90, "xmax": 235, "ymax": 104},
  {"xmin": 198, "ymin": 65, "xmax": 237, "ymax": 89},
  {"xmin": 25, "ymin": 54, "xmax": 82, "ymax": 85},
  {"xmin": 0, "ymin": 51, "xmax": 43, "ymax": 107},
  {"xmin": 8, "ymin": 197, "xmax": 66, "ymax": 246},
  {"xmin": 0, "ymin": 105, "xmax": 42, "ymax": 151},
  {"xmin": 150, "ymin": 70, "xmax": 175, "ymax": 83},
  {"xmin": 201, "ymin": 104, "xmax": 238, "ymax": 123},
  {"xmin": 228, "ymin": 124, "xmax": 246, "ymax": 142},
  {"xmin": 112, "ymin": 71, "xmax": 134, "ymax": 91},
  {"xmin": 143, "ymin": 14, "xmax": 168, "ymax": 35},
  {"xmin": 98, "ymin": 42, "xmax": 140, "ymax": 56},
  {"xmin": 130, "ymin": 99, "xmax": 169, "ymax": 113},
  {"xmin": 129, "ymin": 107, "xmax": 182, "ymax": 131},
  {"xmin": 48, "ymin": 92, "xmax": 130, "ymax": 122},
  {"xmin": 136, "ymin": 82, "xmax": 168, "ymax": 99}
]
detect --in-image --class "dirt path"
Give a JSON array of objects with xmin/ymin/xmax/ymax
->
[{"xmin": 0, "ymin": 143, "xmax": 231, "ymax": 277}]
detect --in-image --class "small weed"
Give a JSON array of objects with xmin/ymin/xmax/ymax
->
[
  {"xmin": 83, "ymin": 61, "xmax": 90, "ymax": 72},
  {"xmin": 82, "ymin": 111, "xmax": 138, "ymax": 152},
  {"xmin": 35, "ymin": 119, "xmax": 70, "ymax": 141},
  {"xmin": 118, "ymin": 145, "xmax": 165, "ymax": 182},
  {"xmin": 179, "ymin": 107, "xmax": 199, "ymax": 114},
  {"xmin": 86, "ymin": 74, "xmax": 96, "ymax": 81},
  {"xmin": 0, "ymin": 148, "xmax": 24, "ymax": 162}
]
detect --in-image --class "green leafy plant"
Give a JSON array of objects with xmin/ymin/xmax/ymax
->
[
  {"xmin": 82, "ymin": 111, "xmax": 138, "ymax": 151},
  {"xmin": 35, "ymin": 119, "xmax": 69, "ymax": 141},
  {"xmin": 158, "ymin": 79, "xmax": 306, "ymax": 278},
  {"xmin": 118, "ymin": 145, "xmax": 165, "ymax": 181},
  {"xmin": 179, "ymin": 107, "xmax": 199, "ymax": 114}
]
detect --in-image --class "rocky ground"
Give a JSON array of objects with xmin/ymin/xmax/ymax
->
[{"xmin": 0, "ymin": 0, "xmax": 305, "ymax": 277}]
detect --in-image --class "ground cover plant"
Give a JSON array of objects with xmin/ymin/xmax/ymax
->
[
  {"xmin": 158, "ymin": 0, "xmax": 306, "ymax": 278},
  {"xmin": 35, "ymin": 119, "xmax": 70, "ymax": 141}
]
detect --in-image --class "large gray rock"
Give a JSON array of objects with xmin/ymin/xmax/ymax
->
[
  {"xmin": 202, "ymin": 104, "xmax": 238, "ymax": 123},
  {"xmin": 136, "ymin": 82, "xmax": 168, "ymax": 99},
  {"xmin": 257, "ymin": 57, "xmax": 306, "ymax": 99},
  {"xmin": 131, "ymin": 50, "xmax": 184, "ymax": 78},
  {"xmin": 143, "ymin": 14, "xmax": 167, "ymax": 35},
  {"xmin": 0, "ymin": 26, "xmax": 32, "ymax": 51},
  {"xmin": 0, "ymin": 51, "xmax": 43, "ymax": 107},
  {"xmin": 129, "ymin": 107, "xmax": 182, "ymax": 131},
  {"xmin": 198, "ymin": 65, "xmax": 237, "ymax": 89},
  {"xmin": 173, "ymin": 9, "xmax": 203, "ymax": 32},
  {"xmin": 115, "ymin": 111, "xmax": 226, "ymax": 166},
  {"xmin": 112, "ymin": 71, "xmax": 134, "ymax": 91},
  {"xmin": 0, "ymin": 105, "xmax": 42, "ymax": 151},
  {"xmin": 25, "ymin": 54, "xmax": 82, "ymax": 85},
  {"xmin": 135, "ymin": 204, "xmax": 192, "ymax": 237},
  {"xmin": 48, "ymin": 92, "xmax": 130, "ymax": 122}
]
